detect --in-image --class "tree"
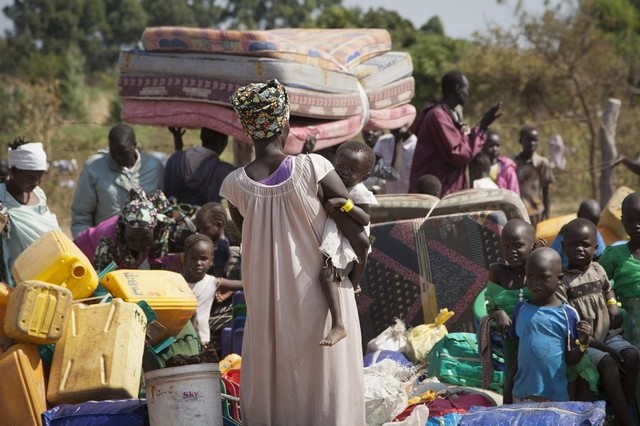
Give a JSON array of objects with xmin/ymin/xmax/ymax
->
[
  {"xmin": 420, "ymin": 16, "xmax": 444, "ymax": 36},
  {"xmin": 221, "ymin": 0, "xmax": 342, "ymax": 30},
  {"xmin": 2, "ymin": 0, "xmax": 148, "ymax": 74}
]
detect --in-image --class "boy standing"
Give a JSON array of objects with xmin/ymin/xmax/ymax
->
[{"xmin": 513, "ymin": 125, "xmax": 554, "ymax": 227}]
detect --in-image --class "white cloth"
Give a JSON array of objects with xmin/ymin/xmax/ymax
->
[
  {"xmin": 219, "ymin": 154, "xmax": 366, "ymax": 425},
  {"xmin": 320, "ymin": 182, "xmax": 378, "ymax": 270},
  {"xmin": 549, "ymin": 134, "xmax": 566, "ymax": 170},
  {"xmin": 187, "ymin": 274, "xmax": 218, "ymax": 344},
  {"xmin": 8, "ymin": 142, "xmax": 48, "ymax": 171},
  {"xmin": 0, "ymin": 184, "xmax": 60, "ymax": 286},
  {"xmin": 372, "ymin": 134, "xmax": 416, "ymax": 194},
  {"xmin": 473, "ymin": 177, "xmax": 500, "ymax": 189}
]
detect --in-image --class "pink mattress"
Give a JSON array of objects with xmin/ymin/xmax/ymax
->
[
  {"xmin": 121, "ymin": 99, "xmax": 364, "ymax": 154},
  {"xmin": 366, "ymin": 76, "xmax": 415, "ymax": 110},
  {"xmin": 141, "ymin": 27, "xmax": 391, "ymax": 71},
  {"xmin": 364, "ymin": 104, "xmax": 417, "ymax": 131},
  {"xmin": 118, "ymin": 74, "xmax": 364, "ymax": 119}
]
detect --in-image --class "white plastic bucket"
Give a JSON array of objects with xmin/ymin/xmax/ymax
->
[{"xmin": 144, "ymin": 363, "xmax": 223, "ymax": 426}]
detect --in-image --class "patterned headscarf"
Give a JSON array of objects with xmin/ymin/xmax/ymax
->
[
  {"xmin": 121, "ymin": 187, "xmax": 162, "ymax": 229},
  {"xmin": 230, "ymin": 79, "xmax": 290, "ymax": 141}
]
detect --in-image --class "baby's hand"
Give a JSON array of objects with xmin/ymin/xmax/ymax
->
[
  {"xmin": 576, "ymin": 320, "xmax": 592, "ymax": 346},
  {"xmin": 325, "ymin": 197, "xmax": 347, "ymax": 213}
]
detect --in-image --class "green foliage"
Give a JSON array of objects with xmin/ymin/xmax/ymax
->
[
  {"xmin": 420, "ymin": 16, "xmax": 444, "ymax": 36},
  {"xmin": 409, "ymin": 33, "xmax": 471, "ymax": 108}
]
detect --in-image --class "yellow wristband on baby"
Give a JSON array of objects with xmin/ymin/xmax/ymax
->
[
  {"xmin": 340, "ymin": 199, "xmax": 354, "ymax": 213},
  {"xmin": 607, "ymin": 298, "xmax": 622, "ymax": 307},
  {"xmin": 575, "ymin": 339, "xmax": 588, "ymax": 352}
]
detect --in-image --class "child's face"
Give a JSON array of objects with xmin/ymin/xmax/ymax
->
[
  {"xmin": 526, "ymin": 253, "xmax": 562, "ymax": 304},
  {"xmin": 500, "ymin": 226, "xmax": 535, "ymax": 268},
  {"xmin": 185, "ymin": 241, "xmax": 214, "ymax": 281},
  {"xmin": 563, "ymin": 225, "xmax": 596, "ymax": 269},
  {"xmin": 334, "ymin": 149, "xmax": 370, "ymax": 187},
  {"xmin": 622, "ymin": 197, "xmax": 640, "ymax": 241},
  {"xmin": 482, "ymin": 135, "xmax": 501, "ymax": 160},
  {"xmin": 195, "ymin": 216, "xmax": 222, "ymax": 242}
]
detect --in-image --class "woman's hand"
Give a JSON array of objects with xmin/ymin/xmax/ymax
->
[{"xmin": 324, "ymin": 197, "xmax": 347, "ymax": 213}]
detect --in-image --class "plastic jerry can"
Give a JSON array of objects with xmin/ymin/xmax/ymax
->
[
  {"xmin": 598, "ymin": 186, "xmax": 634, "ymax": 242},
  {"xmin": 12, "ymin": 230, "xmax": 99, "ymax": 299},
  {"xmin": 100, "ymin": 269, "xmax": 197, "ymax": 344},
  {"xmin": 0, "ymin": 343, "xmax": 47, "ymax": 426},
  {"xmin": 4, "ymin": 280, "xmax": 72, "ymax": 345},
  {"xmin": 47, "ymin": 298, "xmax": 147, "ymax": 406},
  {"xmin": 0, "ymin": 282, "xmax": 11, "ymax": 349}
]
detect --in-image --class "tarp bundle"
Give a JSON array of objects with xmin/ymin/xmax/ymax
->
[{"xmin": 118, "ymin": 27, "xmax": 416, "ymax": 153}]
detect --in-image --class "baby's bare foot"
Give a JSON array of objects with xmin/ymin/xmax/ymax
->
[{"xmin": 320, "ymin": 326, "xmax": 347, "ymax": 346}]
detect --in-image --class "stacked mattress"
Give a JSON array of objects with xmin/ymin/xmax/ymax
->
[{"xmin": 118, "ymin": 27, "xmax": 416, "ymax": 153}]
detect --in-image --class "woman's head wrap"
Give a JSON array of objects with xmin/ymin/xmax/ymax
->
[
  {"xmin": 230, "ymin": 79, "xmax": 290, "ymax": 141},
  {"xmin": 120, "ymin": 186, "xmax": 166, "ymax": 229},
  {"xmin": 8, "ymin": 142, "xmax": 48, "ymax": 171}
]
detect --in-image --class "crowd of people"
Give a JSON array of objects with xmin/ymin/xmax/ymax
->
[{"xmin": 2, "ymin": 69, "xmax": 640, "ymax": 424}]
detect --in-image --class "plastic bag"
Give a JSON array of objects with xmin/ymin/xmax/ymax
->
[
  {"xmin": 405, "ymin": 308, "xmax": 454, "ymax": 363},
  {"xmin": 382, "ymin": 405, "xmax": 429, "ymax": 426},
  {"xmin": 364, "ymin": 358, "xmax": 417, "ymax": 426},
  {"xmin": 367, "ymin": 318, "xmax": 408, "ymax": 353},
  {"xmin": 42, "ymin": 399, "xmax": 148, "ymax": 426}
]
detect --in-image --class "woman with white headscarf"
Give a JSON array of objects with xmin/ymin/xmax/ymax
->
[{"xmin": 0, "ymin": 137, "xmax": 60, "ymax": 285}]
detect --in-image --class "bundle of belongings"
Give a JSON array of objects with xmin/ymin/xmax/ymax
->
[{"xmin": 118, "ymin": 27, "xmax": 416, "ymax": 153}]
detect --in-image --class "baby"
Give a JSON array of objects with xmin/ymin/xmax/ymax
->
[{"xmin": 319, "ymin": 140, "xmax": 378, "ymax": 346}]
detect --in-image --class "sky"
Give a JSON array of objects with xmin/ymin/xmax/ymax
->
[
  {"xmin": 341, "ymin": 0, "xmax": 549, "ymax": 39},
  {"xmin": 0, "ymin": 0, "xmax": 550, "ymax": 40}
]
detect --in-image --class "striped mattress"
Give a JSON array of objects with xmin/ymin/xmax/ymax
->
[
  {"xmin": 141, "ymin": 27, "xmax": 391, "ymax": 71},
  {"xmin": 365, "ymin": 104, "xmax": 417, "ymax": 132},
  {"xmin": 118, "ymin": 50, "xmax": 360, "ymax": 94},
  {"xmin": 121, "ymin": 99, "xmax": 364, "ymax": 154},
  {"xmin": 349, "ymin": 51, "xmax": 413, "ymax": 89},
  {"xmin": 118, "ymin": 74, "xmax": 413, "ymax": 119}
]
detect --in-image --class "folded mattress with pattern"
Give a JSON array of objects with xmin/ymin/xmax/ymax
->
[
  {"xmin": 117, "ymin": 50, "xmax": 360, "ymax": 94},
  {"xmin": 141, "ymin": 27, "xmax": 391, "ymax": 71}
]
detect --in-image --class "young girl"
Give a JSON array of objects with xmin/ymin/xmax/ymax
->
[
  {"xmin": 183, "ymin": 233, "xmax": 242, "ymax": 347},
  {"xmin": 319, "ymin": 140, "xmax": 378, "ymax": 346},
  {"xmin": 600, "ymin": 192, "xmax": 640, "ymax": 347},
  {"xmin": 509, "ymin": 247, "xmax": 591, "ymax": 402},
  {"xmin": 485, "ymin": 218, "xmax": 535, "ymax": 402},
  {"xmin": 561, "ymin": 218, "xmax": 637, "ymax": 425},
  {"xmin": 480, "ymin": 130, "xmax": 520, "ymax": 195}
]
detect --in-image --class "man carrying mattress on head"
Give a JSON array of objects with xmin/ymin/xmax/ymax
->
[{"xmin": 0, "ymin": 138, "xmax": 60, "ymax": 285}]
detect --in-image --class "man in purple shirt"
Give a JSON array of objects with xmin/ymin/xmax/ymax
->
[{"xmin": 408, "ymin": 70, "xmax": 502, "ymax": 196}]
